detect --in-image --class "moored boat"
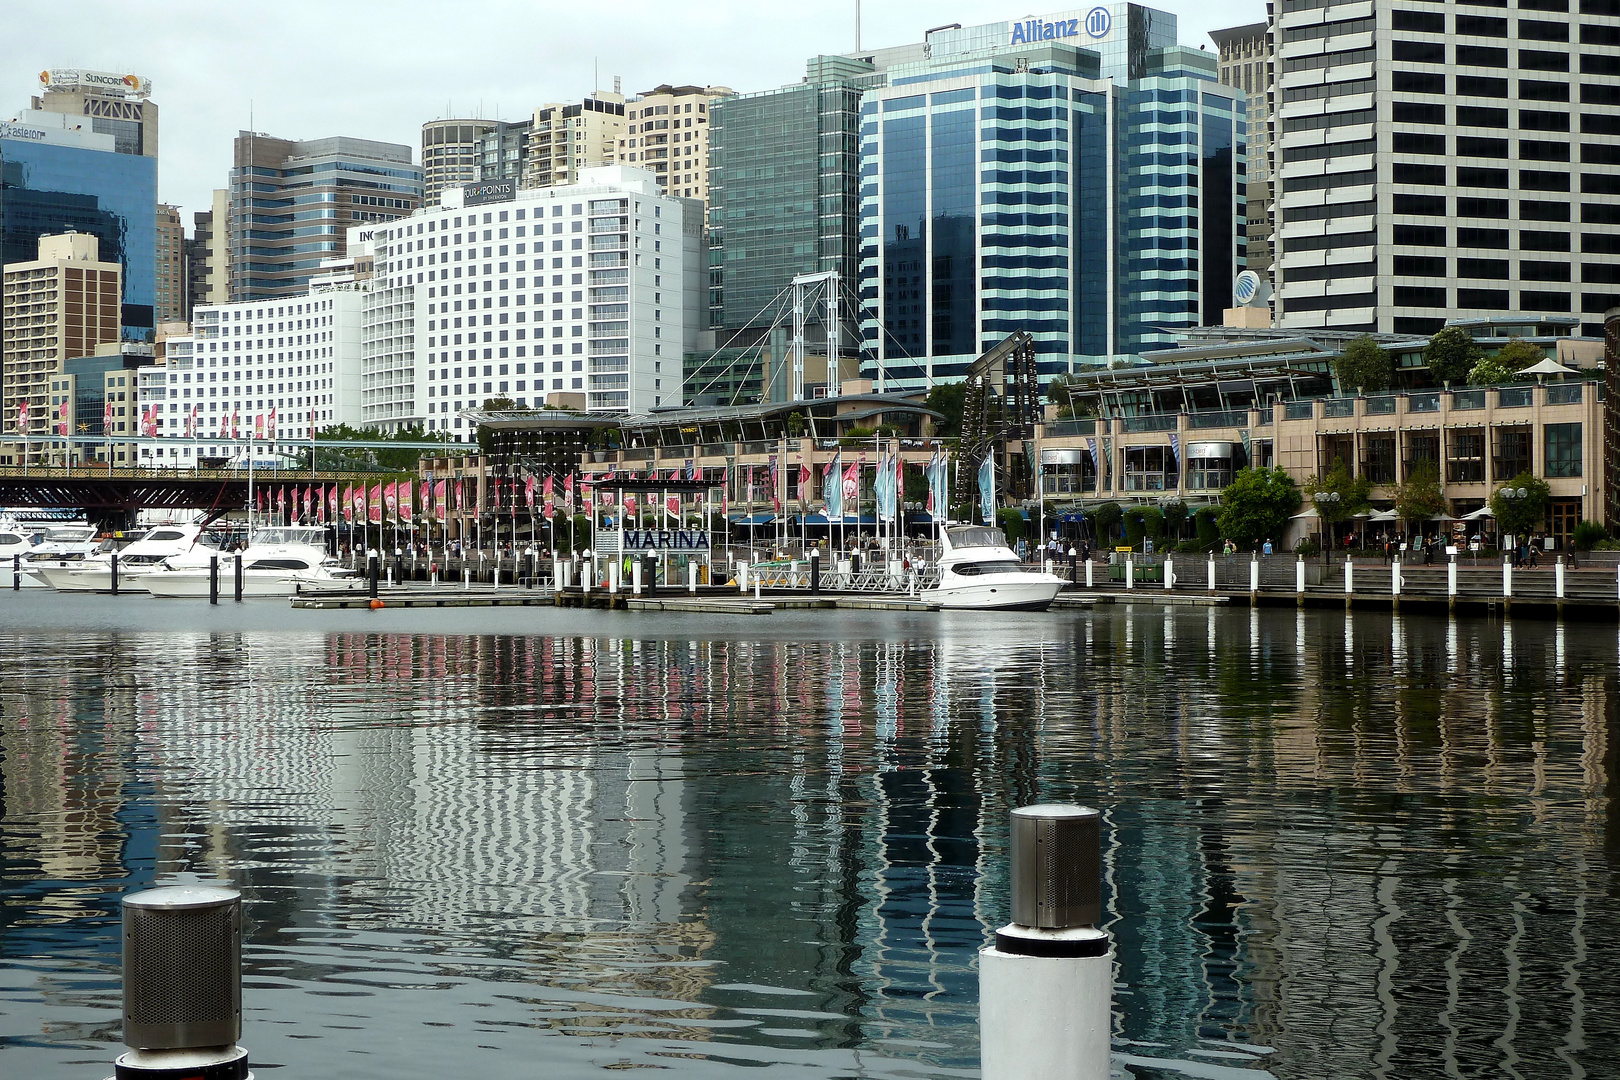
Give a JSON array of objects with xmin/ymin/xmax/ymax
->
[
  {"xmin": 36, "ymin": 523, "xmax": 218, "ymax": 593},
  {"xmin": 145, "ymin": 526, "xmax": 354, "ymax": 598},
  {"xmin": 923, "ymin": 525, "xmax": 1065, "ymax": 611}
]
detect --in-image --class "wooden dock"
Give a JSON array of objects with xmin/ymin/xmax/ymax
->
[{"xmin": 290, "ymin": 585, "xmax": 940, "ymax": 613}]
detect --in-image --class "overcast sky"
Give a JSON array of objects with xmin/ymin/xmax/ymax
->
[{"xmin": 3, "ymin": 0, "xmax": 1264, "ymax": 222}]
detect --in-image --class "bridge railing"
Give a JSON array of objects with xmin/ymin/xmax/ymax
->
[{"xmin": 0, "ymin": 466, "xmax": 401, "ymax": 482}]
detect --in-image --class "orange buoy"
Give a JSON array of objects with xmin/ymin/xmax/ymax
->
[{"xmin": 369, "ymin": 599, "xmax": 385, "ymax": 610}]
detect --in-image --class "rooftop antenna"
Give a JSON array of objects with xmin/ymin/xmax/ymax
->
[
  {"xmin": 856, "ymin": 0, "xmax": 861, "ymax": 51},
  {"xmin": 594, "ymin": 58, "xmax": 599, "ymax": 93}
]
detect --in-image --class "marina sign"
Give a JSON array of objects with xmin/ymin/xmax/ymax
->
[{"xmin": 598, "ymin": 529, "xmax": 711, "ymax": 553}]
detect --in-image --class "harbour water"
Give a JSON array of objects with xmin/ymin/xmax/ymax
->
[{"xmin": 1, "ymin": 593, "xmax": 1616, "ymax": 1079}]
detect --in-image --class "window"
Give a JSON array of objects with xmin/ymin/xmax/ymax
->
[
  {"xmin": 1454, "ymin": 44, "xmax": 1508, "ymax": 66},
  {"xmin": 1393, "ymin": 101, "xmax": 1446, "ymax": 125},
  {"xmin": 1454, "ymin": 14, "xmax": 1507, "ymax": 35},
  {"xmin": 1395, "ymin": 286, "xmax": 1447, "ymax": 307},
  {"xmin": 1520, "ymin": 18, "xmax": 1570, "ymax": 40},
  {"xmin": 1520, "ymin": 139, "xmax": 1571, "ymax": 161},
  {"xmin": 1457, "ymin": 166, "xmax": 1508, "ymax": 188},
  {"xmin": 1544, "ymin": 423, "xmax": 1581, "ymax": 477},
  {"xmin": 1457, "ymin": 106, "xmax": 1509, "ymax": 127},
  {"xmin": 1455, "ymin": 75, "xmax": 1508, "ymax": 97},
  {"xmin": 1521, "ymin": 200, "xmax": 1571, "ymax": 221},
  {"xmin": 1396, "ymin": 193, "xmax": 1448, "ymax": 215},
  {"xmin": 1459, "ymin": 229, "xmax": 1508, "ymax": 251},
  {"xmin": 1395, "ymin": 255, "xmax": 1448, "ymax": 275},
  {"xmin": 1395, "ymin": 224, "xmax": 1448, "ymax": 246},
  {"xmin": 1394, "ymin": 132, "xmax": 1447, "ymax": 155},
  {"xmin": 1393, "ymin": 40, "xmax": 1446, "ymax": 63},
  {"xmin": 1394, "ymin": 163, "xmax": 1448, "ymax": 186},
  {"xmin": 1457, "ymin": 136, "xmax": 1510, "ymax": 157},
  {"xmin": 1457, "ymin": 196, "xmax": 1509, "ymax": 217},
  {"xmin": 1520, "ymin": 230, "xmax": 1571, "ymax": 252},
  {"xmin": 1521, "ymin": 79, "xmax": 1570, "ymax": 102},
  {"xmin": 1520, "ymin": 169, "xmax": 1570, "ymax": 191},
  {"xmin": 1393, "ymin": 71, "xmax": 1447, "ymax": 94},
  {"xmin": 1458, "ymin": 257, "xmax": 1510, "ymax": 279},
  {"xmin": 1392, "ymin": 9, "xmax": 1445, "ymax": 31}
]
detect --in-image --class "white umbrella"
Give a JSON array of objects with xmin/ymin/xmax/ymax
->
[
  {"xmin": 1368, "ymin": 509, "xmax": 1399, "ymax": 522},
  {"xmin": 1521, "ymin": 357, "xmax": 1577, "ymax": 377},
  {"xmin": 1462, "ymin": 505, "xmax": 1494, "ymax": 521}
]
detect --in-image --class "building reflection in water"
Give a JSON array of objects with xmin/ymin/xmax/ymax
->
[{"xmin": 0, "ymin": 609, "xmax": 1616, "ymax": 1078}]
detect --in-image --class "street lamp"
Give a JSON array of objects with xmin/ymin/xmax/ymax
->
[{"xmin": 1312, "ymin": 490, "xmax": 1341, "ymax": 562}]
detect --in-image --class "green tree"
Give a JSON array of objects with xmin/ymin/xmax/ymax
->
[
  {"xmin": 1161, "ymin": 499, "xmax": 1189, "ymax": 540},
  {"xmin": 996, "ymin": 507, "xmax": 1026, "ymax": 546},
  {"xmin": 923, "ymin": 382, "xmax": 967, "ymax": 438},
  {"xmin": 1217, "ymin": 467, "xmax": 1302, "ymax": 547},
  {"xmin": 1046, "ymin": 374, "xmax": 1085, "ymax": 418},
  {"xmin": 1334, "ymin": 335, "xmax": 1393, "ymax": 394},
  {"xmin": 1302, "ymin": 459, "xmax": 1369, "ymax": 559},
  {"xmin": 1468, "ymin": 338, "xmax": 1543, "ymax": 385},
  {"xmin": 1090, "ymin": 501, "xmax": 1122, "ymax": 545},
  {"xmin": 1423, "ymin": 326, "xmax": 1483, "ymax": 385},
  {"xmin": 1393, "ymin": 459, "xmax": 1447, "ymax": 522},
  {"xmin": 1122, "ymin": 506, "xmax": 1165, "ymax": 549},
  {"xmin": 1193, "ymin": 506, "xmax": 1221, "ymax": 548},
  {"xmin": 1488, "ymin": 472, "xmax": 1551, "ymax": 539}
]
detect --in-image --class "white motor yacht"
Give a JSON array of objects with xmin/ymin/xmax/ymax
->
[
  {"xmin": 924, "ymin": 525, "xmax": 1065, "ymax": 611},
  {"xmin": 0, "ymin": 521, "xmax": 36, "ymax": 582},
  {"xmin": 20, "ymin": 525, "xmax": 110, "ymax": 586},
  {"xmin": 146, "ymin": 525, "xmax": 354, "ymax": 598},
  {"xmin": 37, "ymin": 523, "xmax": 218, "ymax": 593}
]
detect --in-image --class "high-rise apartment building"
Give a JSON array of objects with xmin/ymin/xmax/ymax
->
[
  {"xmin": 857, "ymin": 5, "xmax": 1246, "ymax": 385},
  {"xmin": 31, "ymin": 69, "xmax": 158, "ymax": 163},
  {"xmin": 1212, "ymin": 22, "xmax": 1274, "ymax": 274},
  {"xmin": 474, "ymin": 119, "xmax": 532, "ymax": 187},
  {"xmin": 1271, "ymin": 0, "xmax": 1620, "ymax": 337},
  {"xmin": 617, "ymin": 84, "xmax": 732, "ymax": 202},
  {"xmin": 707, "ymin": 57, "xmax": 876, "ymax": 338},
  {"xmin": 184, "ymin": 190, "xmax": 230, "ymax": 319},
  {"xmin": 422, "ymin": 119, "xmax": 497, "ymax": 204},
  {"xmin": 365, "ymin": 165, "xmax": 702, "ymax": 421},
  {"xmin": 155, "ymin": 203, "xmax": 185, "ymax": 322},
  {"xmin": 2, "ymin": 232, "xmax": 121, "ymax": 461},
  {"xmin": 1, "ymin": 110, "xmax": 157, "ymax": 338},
  {"xmin": 226, "ymin": 133, "xmax": 422, "ymax": 302},
  {"xmin": 523, "ymin": 95, "xmax": 625, "ymax": 190}
]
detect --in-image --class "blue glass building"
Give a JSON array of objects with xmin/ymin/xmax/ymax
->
[
  {"xmin": 856, "ymin": 5, "xmax": 1246, "ymax": 389},
  {"xmin": 0, "ymin": 127, "xmax": 157, "ymax": 340}
]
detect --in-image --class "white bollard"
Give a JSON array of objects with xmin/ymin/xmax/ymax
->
[
  {"xmin": 553, "ymin": 558, "xmax": 562, "ymax": 597},
  {"xmin": 609, "ymin": 560, "xmax": 620, "ymax": 595},
  {"xmin": 1392, "ymin": 558, "xmax": 1402, "ymax": 596},
  {"xmin": 582, "ymin": 563, "xmax": 591, "ymax": 596},
  {"xmin": 1249, "ymin": 557, "xmax": 1260, "ymax": 594},
  {"xmin": 1344, "ymin": 556, "xmax": 1354, "ymax": 594},
  {"xmin": 1504, "ymin": 555, "xmax": 1513, "ymax": 599},
  {"xmin": 688, "ymin": 559, "xmax": 698, "ymax": 595},
  {"xmin": 1208, "ymin": 557, "xmax": 1216, "ymax": 593},
  {"xmin": 1448, "ymin": 556, "xmax": 1458, "ymax": 598},
  {"xmin": 463, "ymin": 567, "xmax": 470, "ymax": 590},
  {"xmin": 387, "ymin": 565, "xmax": 394, "ymax": 587},
  {"xmin": 754, "ymin": 575, "xmax": 762, "ymax": 600},
  {"xmin": 1164, "ymin": 556, "xmax": 1174, "ymax": 591},
  {"xmin": 632, "ymin": 559, "xmax": 643, "ymax": 596},
  {"xmin": 1556, "ymin": 556, "xmax": 1565, "ymax": 600},
  {"xmin": 739, "ymin": 561, "xmax": 749, "ymax": 594},
  {"xmin": 1085, "ymin": 559, "xmax": 1093, "ymax": 589},
  {"xmin": 1125, "ymin": 556, "xmax": 1134, "ymax": 590},
  {"xmin": 1295, "ymin": 554, "xmax": 1305, "ymax": 596},
  {"xmin": 980, "ymin": 805, "xmax": 1110, "ymax": 1080}
]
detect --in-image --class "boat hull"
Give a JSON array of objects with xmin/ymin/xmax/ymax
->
[
  {"xmin": 36, "ymin": 566, "xmax": 156, "ymax": 593},
  {"xmin": 926, "ymin": 576, "xmax": 1064, "ymax": 612},
  {"xmin": 145, "ymin": 572, "xmax": 350, "ymax": 598}
]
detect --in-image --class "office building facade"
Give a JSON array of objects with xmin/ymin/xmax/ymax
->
[
  {"xmin": 226, "ymin": 133, "xmax": 422, "ymax": 302},
  {"xmin": 1271, "ymin": 0, "xmax": 1620, "ymax": 337},
  {"xmin": 857, "ymin": 6, "xmax": 1246, "ymax": 388},
  {"xmin": 1211, "ymin": 22, "xmax": 1274, "ymax": 274},
  {"xmin": 2, "ymin": 232, "xmax": 121, "ymax": 462},
  {"xmin": 365, "ymin": 165, "xmax": 701, "ymax": 423},
  {"xmin": 422, "ymin": 119, "xmax": 497, "ymax": 204},
  {"xmin": 31, "ymin": 69, "xmax": 158, "ymax": 162},
  {"xmin": 707, "ymin": 57, "xmax": 876, "ymax": 338},
  {"xmin": 155, "ymin": 203, "xmax": 185, "ymax": 323},
  {"xmin": 617, "ymin": 84, "xmax": 731, "ymax": 203},
  {"xmin": 1, "ymin": 112, "xmax": 157, "ymax": 338}
]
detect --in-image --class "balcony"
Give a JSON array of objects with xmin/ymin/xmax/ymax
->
[
  {"xmin": 1323, "ymin": 398, "xmax": 1355, "ymax": 418},
  {"xmin": 1407, "ymin": 392, "xmax": 1440, "ymax": 413},
  {"xmin": 1285, "ymin": 401, "xmax": 1315, "ymax": 420},
  {"xmin": 1364, "ymin": 395, "xmax": 1396, "ymax": 415},
  {"xmin": 1450, "ymin": 390, "xmax": 1485, "ymax": 410},
  {"xmin": 1188, "ymin": 410, "xmax": 1247, "ymax": 429},
  {"xmin": 1121, "ymin": 414, "xmax": 1178, "ymax": 433},
  {"xmin": 1044, "ymin": 418, "xmax": 1095, "ymax": 437},
  {"xmin": 1545, "ymin": 383, "xmax": 1583, "ymax": 405},
  {"xmin": 1497, "ymin": 387, "xmax": 1532, "ymax": 408}
]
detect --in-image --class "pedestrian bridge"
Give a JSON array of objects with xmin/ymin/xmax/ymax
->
[{"xmin": 0, "ymin": 466, "xmax": 397, "ymax": 524}]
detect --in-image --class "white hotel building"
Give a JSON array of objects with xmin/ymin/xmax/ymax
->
[
  {"xmin": 366, "ymin": 164, "xmax": 703, "ymax": 426},
  {"xmin": 141, "ymin": 282, "xmax": 364, "ymax": 463}
]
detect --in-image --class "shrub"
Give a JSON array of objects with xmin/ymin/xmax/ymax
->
[
  {"xmin": 1176, "ymin": 539, "xmax": 1205, "ymax": 554},
  {"xmin": 1294, "ymin": 538, "xmax": 1320, "ymax": 557},
  {"xmin": 1193, "ymin": 506, "xmax": 1221, "ymax": 546},
  {"xmin": 1091, "ymin": 501, "xmax": 1122, "ymax": 544},
  {"xmin": 996, "ymin": 507, "xmax": 1026, "ymax": 546},
  {"xmin": 1572, "ymin": 520, "xmax": 1609, "ymax": 551}
]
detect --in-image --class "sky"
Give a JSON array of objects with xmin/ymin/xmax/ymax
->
[{"xmin": 2, "ymin": 0, "xmax": 1264, "ymax": 223}]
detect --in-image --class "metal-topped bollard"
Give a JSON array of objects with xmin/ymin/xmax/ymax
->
[
  {"xmin": 980, "ymin": 804, "xmax": 1110, "ymax": 1080},
  {"xmin": 113, "ymin": 884, "xmax": 251, "ymax": 1080}
]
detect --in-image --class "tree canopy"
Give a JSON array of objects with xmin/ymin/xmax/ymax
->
[
  {"xmin": 1302, "ymin": 458, "xmax": 1371, "ymax": 528},
  {"xmin": 1423, "ymin": 326, "xmax": 1483, "ymax": 385},
  {"xmin": 1468, "ymin": 338, "xmax": 1543, "ymax": 386},
  {"xmin": 1334, "ymin": 335, "xmax": 1393, "ymax": 394},
  {"xmin": 1045, "ymin": 374, "xmax": 1085, "ymax": 418},
  {"xmin": 1216, "ymin": 468, "xmax": 1301, "ymax": 546},
  {"xmin": 309, "ymin": 423, "xmax": 436, "ymax": 471},
  {"xmin": 924, "ymin": 381, "xmax": 967, "ymax": 438},
  {"xmin": 1488, "ymin": 472, "xmax": 1551, "ymax": 538},
  {"xmin": 1393, "ymin": 459, "xmax": 1447, "ymax": 522}
]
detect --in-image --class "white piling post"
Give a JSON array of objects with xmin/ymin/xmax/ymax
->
[
  {"xmin": 1163, "ymin": 555, "xmax": 1173, "ymax": 591},
  {"xmin": 1556, "ymin": 555, "xmax": 1565, "ymax": 600},
  {"xmin": 754, "ymin": 574, "xmax": 762, "ymax": 600},
  {"xmin": 582, "ymin": 561, "xmax": 591, "ymax": 597},
  {"xmin": 1085, "ymin": 559, "xmax": 1093, "ymax": 589},
  {"xmin": 1344, "ymin": 556, "xmax": 1354, "ymax": 595},
  {"xmin": 462, "ymin": 567, "xmax": 470, "ymax": 590},
  {"xmin": 1448, "ymin": 555, "xmax": 1458, "ymax": 599},
  {"xmin": 688, "ymin": 559, "xmax": 698, "ymax": 594},
  {"xmin": 553, "ymin": 557, "xmax": 562, "ymax": 600},
  {"xmin": 609, "ymin": 560, "xmax": 620, "ymax": 595},
  {"xmin": 1295, "ymin": 554, "xmax": 1305, "ymax": 597},
  {"xmin": 1208, "ymin": 556, "xmax": 1216, "ymax": 593},
  {"xmin": 1125, "ymin": 555, "xmax": 1134, "ymax": 590},
  {"xmin": 1504, "ymin": 554, "xmax": 1513, "ymax": 599},
  {"xmin": 1249, "ymin": 556, "xmax": 1259, "ymax": 595},
  {"xmin": 386, "ymin": 564, "xmax": 394, "ymax": 587},
  {"xmin": 632, "ymin": 559, "xmax": 643, "ymax": 596},
  {"xmin": 980, "ymin": 805, "xmax": 1109, "ymax": 1080},
  {"xmin": 739, "ymin": 561, "xmax": 749, "ymax": 594},
  {"xmin": 1392, "ymin": 558, "xmax": 1402, "ymax": 597}
]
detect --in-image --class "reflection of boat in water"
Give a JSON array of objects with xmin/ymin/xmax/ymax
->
[
  {"xmin": 146, "ymin": 526, "xmax": 355, "ymax": 598},
  {"xmin": 924, "ymin": 525, "xmax": 1064, "ymax": 612},
  {"xmin": 36, "ymin": 523, "xmax": 218, "ymax": 593}
]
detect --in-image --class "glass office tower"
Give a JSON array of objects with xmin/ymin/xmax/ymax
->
[
  {"xmin": 857, "ymin": 5, "xmax": 1246, "ymax": 387},
  {"xmin": 0, "ymin": 127, "xmax": 158, "ymax": 339}
]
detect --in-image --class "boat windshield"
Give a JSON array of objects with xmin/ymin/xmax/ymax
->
[
  {"xmin": 951, "ymin": 561, "xmax": 1025, "ymax": 576},
  {"xmin": 946, "ymin": 526, "xmax": 1008, "ymax": 550},
  {"xmin": 252, "ymin": 528, "xmax": 325, "ymax": 547}
]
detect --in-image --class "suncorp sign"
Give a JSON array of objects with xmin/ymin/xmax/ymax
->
[{"xmin": 1010, "ymin": 7, "xmax": 1113, "ymax": 46}]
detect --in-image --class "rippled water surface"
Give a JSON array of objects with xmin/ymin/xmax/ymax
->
[{"xmin": 1, "ymin": 593, "xmax": 1617, "ymax": 1079}]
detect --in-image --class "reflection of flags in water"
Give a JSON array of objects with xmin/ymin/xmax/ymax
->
[
  {"xmin": 823, "ymin": 453, "xmax": 842, "ymax": 519},
  {"xmin": 978, "ymin": 456, "xmax": 995, "ymax": 525}
]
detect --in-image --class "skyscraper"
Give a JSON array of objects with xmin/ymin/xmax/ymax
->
[
  {"xmin": 857, "ymin": 5, "xmax": 1246, "ymax": 386},
  {"xmin": 523, "ymin": 95, "xmax": 626, "ymax": 190},
  {"xmin": 1, "ymin": 109, "xmax": 157, "ymax": 338},
  {"xmin": 31, "ymin": 69, "xmax": 158, "ymax": 163},
  {"xmin": 1211, "ymin": 22, "xmax": 1273, "ymax": 274},
  {"xmin": 617, "ymin": 84, "xmax": 732, "ymax": 203},
  {"xmin": 421, "ymin": 119, "xmax": 497, "ymax": 204},
  {"xmin": 226, "ymin": 132, "xmax": 422, "ymax": 302},
  {"xmin": 1271, "ymin": 0, "xmax": 1620, "ymax": 337},
  {"xmin": 155, "ymin": 203, "xmax": 185, "ymax": 323},
  {"xmin": 707, "ymin": 57, "xmax": 876, "ymax": 339}
]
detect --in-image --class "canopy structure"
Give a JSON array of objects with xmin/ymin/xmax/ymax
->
[
  {"xmin": 1368, "ymin": 509, "xmax": 1400, "ymax": 522},
  {"xmin": 1520, "ymin": 358, "xmax": 1577, "ymax": 377},
  {"xmin": 729, "ymin": 513, "xmax": 777, "ymax": 526},
  {"xmin": 1462, "ymin": 506, "xmax": 1494, "ymax": 521}
]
